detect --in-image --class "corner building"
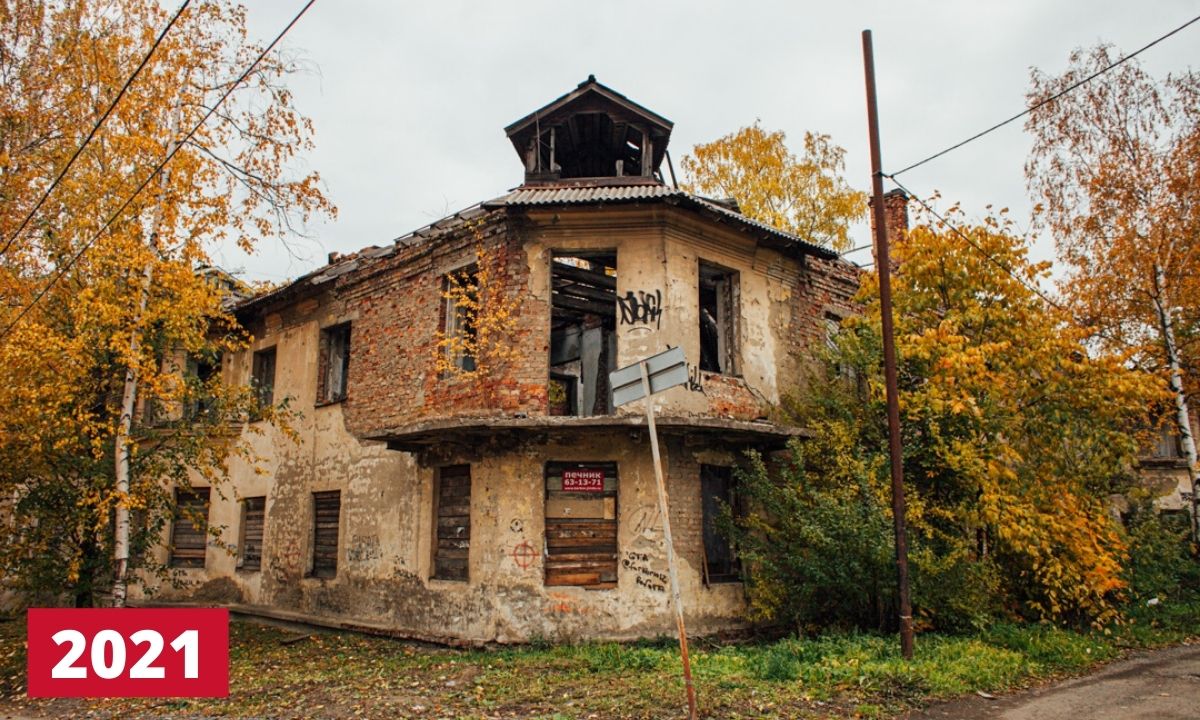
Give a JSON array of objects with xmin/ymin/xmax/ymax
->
[{"xmin": 140, "ymin": 78, "xmax": 860, "ymax": 644}]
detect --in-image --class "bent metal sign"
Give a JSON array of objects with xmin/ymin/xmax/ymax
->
[{"xmin": 561, "ymin": 468, "xmax": 606, "ymax": 492}]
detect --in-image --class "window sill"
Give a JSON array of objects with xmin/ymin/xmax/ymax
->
[{"xmin": 314, "ymin": 397, "xmax": 346, "ymax": 409}]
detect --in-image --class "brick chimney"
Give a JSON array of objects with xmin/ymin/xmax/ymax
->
[{"xmin": 869, "ymin": 189, "xmax": 909, "ymax": 270}]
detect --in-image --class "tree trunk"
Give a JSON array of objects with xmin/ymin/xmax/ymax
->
[
  {"xmin": 112, "ymin": 103, "xmax": 182, "ymax": 608},
  {"xmin": 1152, "ymin": 263, "xmax": 1200, "ymax": 545}
]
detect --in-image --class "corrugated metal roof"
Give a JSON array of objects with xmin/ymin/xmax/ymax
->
[
  {"xmin": 498, "ymin": 184, "xmax": 679, "ymax": 205},
  {"xmin": 486, "ymin": 184, "xmax": 837, "ymax": 259}
]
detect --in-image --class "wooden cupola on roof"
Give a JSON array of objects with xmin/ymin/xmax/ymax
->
[{"xmin": 505, "ymin": 75, "xmax": 674, "ymax": 184}]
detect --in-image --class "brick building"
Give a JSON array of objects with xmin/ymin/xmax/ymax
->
[{"xmin": 137, "ymin": 78, "xmax": 860, "ymax": 643}]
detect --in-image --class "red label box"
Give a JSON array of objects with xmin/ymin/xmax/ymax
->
[
  {"xmin": 26, "ymin": 608, "xmax": 229, "ymax": 697},
  {"xmin": 562, "ymin": 468, "xmax": 605, "ymax": 492}
]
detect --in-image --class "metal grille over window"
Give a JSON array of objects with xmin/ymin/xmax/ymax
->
[
  {"xmin": 433, "ymin": 465, "xmax": 471, "ymax": 581},
  {"xmin": 544, "ymin": 461, "xmax": 618, "ymax": 588},
  {"xmin": 240, "ymin": 496, "xmax": 266, "ymax": 571},
  {"xmin": 170, "ymin": 486, "xmax": 210, "ymax": 568},
  {"xmin": 311, "ymin": 490, "xmax": 340, "ymax": 578}
]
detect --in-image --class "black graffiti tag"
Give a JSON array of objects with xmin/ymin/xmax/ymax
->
[{"xmin": 617, "ymin": 290, "xmax": 662, "ymax": 329}]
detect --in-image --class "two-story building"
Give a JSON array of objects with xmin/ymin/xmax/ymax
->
[{"xmin": 137, "ymin": 77, "xmax": 860, "ymax": 644}]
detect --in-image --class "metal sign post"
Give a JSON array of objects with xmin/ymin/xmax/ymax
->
[{"xmin": 610, "ymin": 347, "xmax": 697, "ymax": 720}]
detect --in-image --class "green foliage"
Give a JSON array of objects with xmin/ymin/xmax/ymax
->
[
  {"xmin": 723, "ymin": 205, "xmax": 1164, "ymax": 633},
  {"xmin": 1122, "ymin": 505, "xmax": 1200, "ymax": 603}
]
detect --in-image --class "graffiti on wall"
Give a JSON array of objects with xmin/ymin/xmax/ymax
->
[
  {"xmin": 622, "ymin": 551, "xmax": 667, "ymax": 593},
  {"xmin": 617, "ymin": 290, "xmax": 662, "ymax": 329}
]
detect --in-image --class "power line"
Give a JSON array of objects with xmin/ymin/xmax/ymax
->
[
  {"xmin": 0, "ymin": 0, "xmax": 193, "ymax": 258},
  {"xmin": 886, "ymin": 176, "xmax": 1064, "ymax": 310},
  {"xmin": 0, "ymin": 0, "xmax": 319, "ymax": 342},
  {"xmin": 890, "ymin": 12, "xmax": 1200, "ymax": 178},
  {"xmin": 885, "ymin": 176, "xmax": 1146, "ymax": 354}
]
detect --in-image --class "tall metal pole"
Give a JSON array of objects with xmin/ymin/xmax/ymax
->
[
  {"xmin": 639, "ymin": 360, "xmax": 698, "ymax": 720},
  {"xmin": 862, "ymin": 29, "xmax": 914, "ymax": 660}
]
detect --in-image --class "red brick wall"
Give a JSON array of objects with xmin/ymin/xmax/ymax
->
[{"xmin": 339, "ymin": 213, "xmax": 550, "ymax": 438}]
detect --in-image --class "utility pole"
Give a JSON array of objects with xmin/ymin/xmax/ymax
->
[{"xmin": 862, "ymin": 29, "xmax": 914, "ymax": 660}]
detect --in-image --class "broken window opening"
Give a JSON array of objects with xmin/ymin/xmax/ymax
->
[
  {"xmin": 700, "ymin": 465, "xmax": 741, "ymax": 584},
  {"xmin": 442, "ymin": 268, "xmax": 478, "ymax": 373},
  {"xmin": 699, "ymin": 262, "xmax": 739, "ymax": 374},
  {"xmin": 544, "ymin": 461, "xmax": 618, "ymax": 588},
  {"xmin": 550, "ymin": 252, "xmax": 617, "ymax": 417},
  {"xmin": 433, "ymin": 465, "xmax": 471, "ymax": 582},
  {"xmin": 185, "ymin": 355, "xmax": 218, "ymax": 420},
  {"xmin": 318, "ymin": 322, "xmax": 352, "ymax": 404},
  {"xmin": 251, "ymin": 347, "xmax": 276, "ymax": 413}
]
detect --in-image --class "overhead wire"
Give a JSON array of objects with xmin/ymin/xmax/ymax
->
[
  {"xmin": 0, "ymin": 0, "xmax": 193, "ymax": 258},
  {"xmin": 888, "ymin": 12, "xmax": 1200, "ymax": 178},
  {"xmin": 884, "ymin": 175, "xmax": 1146, "ymax": 354},
  {"xmin": 0, "ymin": 0, "xmax": 319, "ymax": 342}
]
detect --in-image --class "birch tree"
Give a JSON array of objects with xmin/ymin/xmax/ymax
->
[
  {"xmin": 0, "ymin": 0, "xmax": 332, "ymax": 605},
  {"xmin": 1026, "ymin": 45, "xmax": 1200, "ymax": 542}
]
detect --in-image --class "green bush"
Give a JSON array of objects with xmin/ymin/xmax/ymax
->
[{"xmin": 1123, "ymin": 505, "xmax": 1199, "ymax": 603}]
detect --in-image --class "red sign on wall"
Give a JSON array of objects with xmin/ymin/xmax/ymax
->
[
  {"xmin": 561, "ymin": 468, "xmax": 605, "ymax": 492},
  {"xmin": 26, "ymin": 608, "xmax": 229, "ymax": 698}
]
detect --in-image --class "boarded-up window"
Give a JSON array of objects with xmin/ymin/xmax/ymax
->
[
  {"xmin": 170, "ymin": 486, "xmax": 210, "ymax": 568},
  {"xmin": 544, "ymin": 461, "xmax": 617, "ymax": 588},
  {"xmin": 311, "ymin": 490, "xmax": 340, "ymax": 578},
  {"xmin": 701, "ymin": 465, "xmax": 740, "ymax": 583},
  {"xmin": 239, "ymin": 496, "xmax": 266, "ymax": 571},
  {"xmin": 433, "ymin": 465, "xmax": 471, "ymax": 581}
]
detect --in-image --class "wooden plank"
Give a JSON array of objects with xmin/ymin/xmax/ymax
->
[
  {"xmin": 550, "ymin": 293, "xmax": 613, "ymax": 316},
  {"xmin": 551, "ymin": 262, "xmax": 617, "ymax": 290},
  {"xmin": 545, "ymin": 496, "xmax": 609, "ymax": 519},
  {"xmin": 545, "ymin": 572, "xmax": 602, "ymax": 586}
]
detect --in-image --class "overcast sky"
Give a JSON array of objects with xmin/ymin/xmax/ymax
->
[{"xmin": 222, "ymin": 0, "xmax": 1199, "ymax": 283}]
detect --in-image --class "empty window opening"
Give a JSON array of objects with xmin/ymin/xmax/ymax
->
[
  {"xmin": 185, "ymin": 355, "xmax": 217, "ymax": 419},
  {"xmin": 170, "ymin": 486, "xmax": 210, "ymax": 569},
  {"xmin": 550, "ymin": 252, "xmax": 617, "ymax": 416},
  {"xmin": 442, "ymin": 268, "xmax": 478, "ymax": 372},
  {"xmin": 239, "ymin": 496, "xmax": 266, "ymax": 571},
  {"xmin": 433, "ymin": 465, "xmax": 471, "ymax": 581},
  {"xmin": 699, "ymin": 262, "xmax": 739, "ymax": 374},
  {"xmin": 318, "ymin": 323, "xmax": 352, "ymax": 404},
  {"xmin": 544, "ymin": 462, "xmax": 618, "ymax": 588},
  {"xmin": 700, "ymin": 465, "xmax": 741, "ymax": 584},
  {"xmin": 311, "ymin": 490, "xmax": 340, "ymax": 578},
  {"xmin": 251, "ymin": 347, "xmax": 276, "ymax": 410}
]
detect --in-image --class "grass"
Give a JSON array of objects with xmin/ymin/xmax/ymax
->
[{"xmin": 0, "ymin": 600, "xmax": 1197, "ymax": 719}]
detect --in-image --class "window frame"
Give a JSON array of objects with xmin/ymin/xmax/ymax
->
[
  {"xmin": 317, "ymin": 322, "xmax": 352, "ymax": 405},
  {"xmin": 442, "ymin": 267, "xmax": 478, "ymax": 373},
  {"xmin": 238, "ymin": 496, "xmax": 266, "ymax": 572},
  {"xmin": 169, "ymin": 486, "xmax": 210, "ymax": 569},
  {"xmin": 698, "ymin": 260, "xmax": 740, "ymax": 376},
  {"xmin": 251, "ymin": 346, "xmax": 277, "ymax": 412},
  {"xmin": 700, "ymin": 464, "xmax": 741, "ymax": 584},
  {"xmin": 432, "ymin": 465, "xmax": 471, "ymax": 582},
  {"xmin": 310, "ymin": 490, "xmax": 341, "ymax": 579}
]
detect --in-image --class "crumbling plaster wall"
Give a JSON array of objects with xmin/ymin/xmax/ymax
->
[{"xmin": 134, "ymin": 290, "xmax": 416, "ymax": 612}]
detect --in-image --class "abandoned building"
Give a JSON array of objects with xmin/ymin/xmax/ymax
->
[{"xmin": 136, "ymin": 77, "xmax": 861, "ymax": 643}]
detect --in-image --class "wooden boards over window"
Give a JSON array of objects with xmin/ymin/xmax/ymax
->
[
  {"xmin": 311, "ymin": 490, "xmax": 340, "ymax": 578},
  {"xmin": 170, "ymin": 486, "xmax": 210, "ymax": 568},
  {"xmin": 433, "ymin": 465, "xmax": 471, "ymax": 581},
  {"xmin": 544, "ymin": 461, "xmax": 617, "ymax": 588},
  {"xmin": 240, "ymin": 496, "xmax": 265, "ymax": 571}
]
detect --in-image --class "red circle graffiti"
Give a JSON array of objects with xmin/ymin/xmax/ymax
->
[{"xmin": 511, "ymin": 540, "xmax": 537, "ymax": 570}]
